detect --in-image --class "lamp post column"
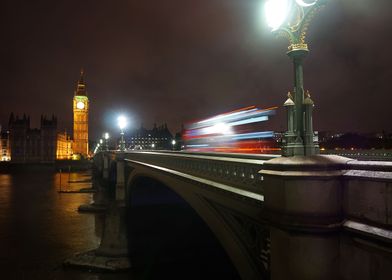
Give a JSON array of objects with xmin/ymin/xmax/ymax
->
[
  {"xmin": 120, "ymin": 130, "xmax": 125, "ymax": 151},
  {"xmin": 265, "ymin": 0, "xmax": 326, "ymax": 156},
  {"xmin": 284, "ymin": 48, "xmax": 308, "ymax": 156}
]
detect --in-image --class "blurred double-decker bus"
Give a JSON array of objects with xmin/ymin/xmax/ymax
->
[{"xmin": 183, "ymin": 106, "xmax": 280, "ymax": 154}]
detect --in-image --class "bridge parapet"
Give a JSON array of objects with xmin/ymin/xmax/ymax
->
[
  {"xmin": 322, "ymin": 149, "xmax": 392, "ymax": 161},
  {"xmin": 117, "ymin": 151, "xmax": 279, "ymax": 196},
  {"xmin": 344, "ymin": 160, "xmax": 392, "ymax": 232},
  {"xmin": 260, "ymin": 155, "xmax": 392, "ymax": 233},
  {"xmin": 259, "ymin": 155, "xmax": 392, "ymax": 280}
]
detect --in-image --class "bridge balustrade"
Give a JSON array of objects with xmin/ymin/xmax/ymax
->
[{"xmin": 120, "ymin": 151, "xmax": 279, "ymax": 196}]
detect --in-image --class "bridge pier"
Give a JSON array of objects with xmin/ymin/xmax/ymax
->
[
  {"xmin": 260, "ymin": 155, "xmax": 348, "ymax": 280},
  {"xmin": 64, "ymin": 153, "xmax": 131, "ymax": 271},
  {"xmin": 78, "ymin": 178, "xmax": 108, "ymax": 212},
  {"xmin": 95, "ymin": 157, "xmax": 129, "ymax": 256}
]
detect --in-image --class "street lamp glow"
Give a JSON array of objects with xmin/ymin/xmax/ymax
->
[
  {"xmin": 99, "ymin": 139, "xmax": 103, "ymax": 144},
  {"xmin": 104, "ymin": 132, "xmax": 109, "ymax": 140},
  {"xmin": 265, "ymin": 0, "xmax": 291, "ymax": 31},
  {"xmin": 117, "ymin": 115, "xmax": 128, "ymax": 151},
  {"xmin": 295, "ymin": 0, "xmax": 316, "ymax": 8},
  {"xmin": 171, "ymin": 139, "xmax": 176, "ymax": 151},
  {"xmin": 117, "ymin": 116, "xmax": 127, "ymax": 130}
]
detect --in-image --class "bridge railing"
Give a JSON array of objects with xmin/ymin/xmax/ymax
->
[
  {"xmin": 119, "ymin": 150, "xmax": 279, "ymax": 196},
  {"xmin": 322, "ymin": 149, "xmax": 392, "ymax": 161},
  {"xmin": 343, "ymin": 159, "xmax": 392, "ymax": 234}
]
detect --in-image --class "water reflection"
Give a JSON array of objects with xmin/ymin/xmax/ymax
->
[
  {"xmin": 0, "ymin": 174, "xmax": 12, "ymax": 243},
  {"xmin": 0, "ymin": 169, "xmax": 132, "ymax": 280},
  {"xmin": 0, "ymin": 169, "xmax": 238, "ymax": 280}
]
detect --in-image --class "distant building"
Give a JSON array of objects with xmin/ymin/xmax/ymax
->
[
  {"xmin": 3, "ymin": 70, "xmax": 90, "ymax": 163},
  {"xmin": 8, "ymin": 114, "xmax": 58, "ymax": 163},
  {"xmin": 56, "ymin": 131, "xmax": 73, "ymax": 160},
  {"xmin": 128, "ymin": 123, "xmax": 173, "ymax": 150},
  {"xmin": 0, "ymin": 129, "xmax": 11, "ymax": 161}
]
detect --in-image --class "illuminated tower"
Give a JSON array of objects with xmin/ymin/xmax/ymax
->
[{"xmin": 72, "ymin": 70, "xmax": 89, "ymax": 157}]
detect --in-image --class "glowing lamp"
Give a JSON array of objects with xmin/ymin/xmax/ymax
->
[
  {"xmin": 104, "ymin": 132, "xmax": 109, "ymax": 140},
  {"xmin": 265, "ymin": 0, "xmax": 291, "ymax": 31},
  {"xmin": 117, "ymin": 116, "xmax": 127, "ymax": 130},
  {"xmin": 295, "ymin": 0, "xmax": 317, "ymax": 8}
]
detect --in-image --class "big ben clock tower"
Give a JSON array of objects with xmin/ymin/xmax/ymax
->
[{"xmin": 73, "ymin": 70, "xmax": 89, "ymax": 157}]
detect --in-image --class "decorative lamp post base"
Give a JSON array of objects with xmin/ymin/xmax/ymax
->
[{"xmin": 283, "ymin": 139, "xmax": 319, "ymax": 157}]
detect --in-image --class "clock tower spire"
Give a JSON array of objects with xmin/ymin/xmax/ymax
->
[{"xmin": 72, "ymin": 69, "xmax": 89, "ymax": 157}]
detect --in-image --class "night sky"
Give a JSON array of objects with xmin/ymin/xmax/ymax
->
[{"xmin": 0, "ymin": 0, "xmax": 391, "ymax": 140}]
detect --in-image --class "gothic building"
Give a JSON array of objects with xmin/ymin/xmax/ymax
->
[
  {"xmin": 0, "ymin": 129, "xmax": 10, "ymax": 161},
  {"xmin": 8, "ymin": 114, "xmax": 58, "ymax": 163},
  {"xmin": 56, "ymin": 131, "xmax": 72, "ymax": 160}
]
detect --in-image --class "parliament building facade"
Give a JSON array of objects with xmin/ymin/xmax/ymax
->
[{"xmin": 0, "ymin": 71, "xmax": 89, "ymax": 163}]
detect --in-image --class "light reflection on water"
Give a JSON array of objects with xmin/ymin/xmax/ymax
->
[
  {"xmin": 0, "ymin": 169, "xmax": 133, "ymax": 280},
  {"xmin": 0, "ymin": 169, "xmax": 238, "ymax": 280},
  {"xmin": 0, "ymin": 174, "xmax": 12, "ymax": 241}
]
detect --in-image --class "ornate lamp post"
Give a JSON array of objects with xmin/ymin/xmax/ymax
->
[
  {"xmin": 117, "ymin": 116, "xmax": 127, "ymax": 151},
  {"xmin": 265, "ymin": 0, "xmax": 325, "ymax": 156}
]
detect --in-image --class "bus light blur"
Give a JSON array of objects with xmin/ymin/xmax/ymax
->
[{"xmin": 183, "ymin": 106, "xmax": 280, "ymax": 154}]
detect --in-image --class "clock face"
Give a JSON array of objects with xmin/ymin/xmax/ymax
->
[{"xmin": 76, "ymin": 101, "xmax": 85, "ymax": 109}]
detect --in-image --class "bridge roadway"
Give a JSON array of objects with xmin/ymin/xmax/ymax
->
[{"xmin": 67, "ymin": 150, "xmax": 392, "ymax": 280}]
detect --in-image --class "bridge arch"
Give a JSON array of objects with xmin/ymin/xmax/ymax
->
[{"xmin": 125, "ymin": 164, "xmax": 268, "ymax": 279}]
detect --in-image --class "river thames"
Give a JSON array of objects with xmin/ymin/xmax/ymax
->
[{"xmin": 0, "ymin": 168, "xmax": 238, "ymax": 279}]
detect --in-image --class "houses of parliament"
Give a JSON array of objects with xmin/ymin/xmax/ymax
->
[{"xmin": 0, "ymin": 71, "xmax": 89, "ymax": 163}]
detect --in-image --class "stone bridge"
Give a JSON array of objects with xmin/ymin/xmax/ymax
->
[{"xmin": 67, "ymin": 151, "xmax": 392, "ymax": 280}]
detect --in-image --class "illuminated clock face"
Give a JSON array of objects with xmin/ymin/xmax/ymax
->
[{"xmin": 76, "ymin": 101, "xmax": 85, "ymax": 109}]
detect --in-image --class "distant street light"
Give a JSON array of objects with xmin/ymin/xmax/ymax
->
[
  {"xmin": 151, "ymin": 143, "xmax": 155, "ymax": 149},
  {"xmin": 104, "ymin": 132, "xmax": 110, "ymax": 151},
  {"xmin": 265, "ymin": 0, "xmax": 325, "ymax": 156},
  {"xmin": 171, "ymin": 139, "xmax": 176, "ymax": 151},
  {"xmin": 117, "ymin": 116, "xmax": 127, "ymax": 151}
]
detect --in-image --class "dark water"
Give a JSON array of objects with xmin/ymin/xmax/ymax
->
[{"xmin": 0, "ymin": 169, "xmax": 239, "ymax": 279}]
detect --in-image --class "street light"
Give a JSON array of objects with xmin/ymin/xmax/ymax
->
[
  {"xmin": 265, "ymin": 0, "xmax": 325, "ymax": 156},
  {"xmin": 117, "ymin": 116, "xmax": 127, "ymax": 151},
  {"xmin": 171, "ymin": 139, "xmax": 176, "ymax": 151},
  {"xmin": 104, "ymin": 132, "xmax": 110, "ymax": 151}
]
